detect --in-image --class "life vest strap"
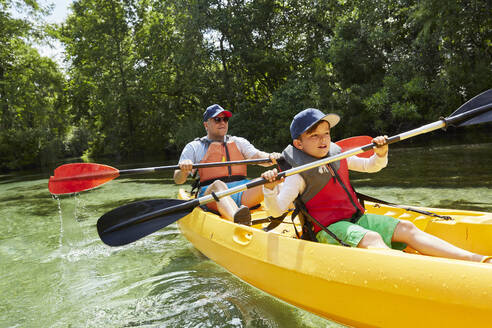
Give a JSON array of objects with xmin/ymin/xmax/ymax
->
[
  {"xmin": 260, "ymin": 212, "xmax": 290, "ymax": 231},
  {"xmin": 292, "ymin": 199, "xmax": 351, "ymax": 247}
]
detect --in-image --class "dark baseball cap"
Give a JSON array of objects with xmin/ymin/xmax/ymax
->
[
  {"xmin": 203, "ymin": 104, "xmax": 232, "ymax": 122},
  {"xmin": 290, "ymin": 108, "xmax": 340, "ymax": 140}
]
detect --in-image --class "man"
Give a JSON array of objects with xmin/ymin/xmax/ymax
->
[{"xmin": 174, "ymin": 104, "xmax": 280, "ymax": 224}]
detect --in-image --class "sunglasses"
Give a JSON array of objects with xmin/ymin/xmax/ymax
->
[{"xmin": 212, "ymin": 116, "xmax": 229, "ymax": 123}]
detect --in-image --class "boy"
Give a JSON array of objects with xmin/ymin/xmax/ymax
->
[{"xmin": 261, "ymin": 108, "xmax": 492, "ymax": 263}]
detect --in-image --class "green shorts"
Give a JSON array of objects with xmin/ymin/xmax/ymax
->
[{"xmin": 316, "ymin": 213, "xmax": 407, "ymax": 250}]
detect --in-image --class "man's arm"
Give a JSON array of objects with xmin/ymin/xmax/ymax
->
[
  {"xmin": 173, "ymin": 142, "xmax": 198, "ymax": 184},
  {"xmin": 174, "ymin": 159, "xmax": 193, "ymax": 184},
  {"xmin": 251, "ymin": 151, "xmax": 282, "ymax": 166},
  {"xmin": 233, "ymin": 136, "xmax": 281, "ymax": 166}
]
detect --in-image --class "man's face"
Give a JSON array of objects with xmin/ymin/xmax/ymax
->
[
  {"xmin": 293, "ymin": 121, "xmax": 331, "ymax": 158},
  {"xmin": 204, "ymin": 113, "xmax": 229, "ymax": 139}
]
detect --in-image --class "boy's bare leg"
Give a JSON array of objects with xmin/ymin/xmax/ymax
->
[
  {"xmin": 357, "ymin": 231, "xmax": 390, "ymax": 249},
  {"xmin": 392, "ymin": 220, "xmax": 491, "ymax": 263}
]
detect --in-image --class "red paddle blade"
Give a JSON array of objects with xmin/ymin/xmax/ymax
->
[
  {"xmin": 48, "ymin": 163, "xmax": 120, "ymax": 195},
  {"xmin": 336, "ymin": 136, "xmax": 374, "ymax": 158}
]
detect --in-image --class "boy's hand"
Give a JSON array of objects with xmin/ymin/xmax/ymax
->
[
  {"xmin": 261, "ymin": 168, "xmax": 284, "ymax": 190},
  {"xmin": 373, "ymin": 135, "xmax": 388, "ymax": 157}
]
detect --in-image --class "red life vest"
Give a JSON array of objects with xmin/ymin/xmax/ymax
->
[
  {"xmin": 304, "ymin": 159, "xmax": 365, "ymax": 233},
  {"xmin": 198, "ymin": 138, "xmax": 247, "ymax": 185},
  {"xmin": 282, "ymin": 144, "xmax": 364, "ymax": 234}
]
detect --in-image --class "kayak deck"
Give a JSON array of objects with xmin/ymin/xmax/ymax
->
[
  {"xmin": 254, "ymin": 200, "xmax": 492, "ymax": 255},
  {"xmin": 177, "ymin": 189, "xmax": 492, "ymax": 328}
]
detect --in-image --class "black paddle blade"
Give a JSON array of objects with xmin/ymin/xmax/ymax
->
[
  {"xmin": 97, "ymin": 199, "xmax": 193, "ymax": 246},
  {"xmin": 449, "ymin": 89, "xmax": 492, "ymax": 126}
]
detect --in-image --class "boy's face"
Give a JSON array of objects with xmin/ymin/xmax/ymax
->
[{"xmin": 293, "ymin": 121, "xmax": 331, "ymax": 158}]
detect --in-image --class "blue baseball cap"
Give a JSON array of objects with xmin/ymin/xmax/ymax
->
[
  {"xmin": 290, "ymin": 108, "xmax": 340, "ymax": 140},
  {"xmin": 203, "ymin": 104, "xmax": 232, "ymax": 122}
]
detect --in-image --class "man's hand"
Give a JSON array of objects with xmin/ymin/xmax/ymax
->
[
  {"xmin": 179, "ymin": 159, "xmax": 194, "ymax": 176},
  {"xmin": 268, "ymin": 152, "xmax": 282, "ymax": 165},
  {"xmin": 174, "ymin": 159, "xmax": 194, "ymax": 184}
]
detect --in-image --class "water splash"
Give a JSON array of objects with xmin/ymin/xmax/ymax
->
[{"xmin": 52, "ymin": 194, "xmax": 63, "ymax": 248}]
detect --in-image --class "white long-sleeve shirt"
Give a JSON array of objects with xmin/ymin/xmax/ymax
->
[{"xmin": 263, "ymin": 153, "xmax": 388, "ymax": 217}]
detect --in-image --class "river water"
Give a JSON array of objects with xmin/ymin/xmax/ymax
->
[{"xmin": 1, "ymin": 143, "xmax": 491, "ymax": 328}]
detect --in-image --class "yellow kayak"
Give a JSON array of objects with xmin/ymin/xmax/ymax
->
[{"xmin": 177, "ymin": 189, "xmax": 492, "ymax": 328}]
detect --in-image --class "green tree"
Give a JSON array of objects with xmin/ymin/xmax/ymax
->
[
  {"xmin": 131, "ymin": 0, "xmax": 212, "ymax": 153},
  {"xmin": 62, "ymin": 0, "xmax": 141, "ymax": 158},
  {"xmin": 0, "ymin": 0, "xmax": 68, "ymax": 171}
]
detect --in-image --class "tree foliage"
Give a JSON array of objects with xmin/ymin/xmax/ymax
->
[
  {"xmin": 1, "ymin": 0, "xmax": 491, "ymax": 171},
  {"xmin": 0, "ymin": 0, "xmax": 68, "ymax": 171}
]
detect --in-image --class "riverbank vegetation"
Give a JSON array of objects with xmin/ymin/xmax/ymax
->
[{"xmin": 1, "ymin": 0, "xmax": 490, "ymax": 171}]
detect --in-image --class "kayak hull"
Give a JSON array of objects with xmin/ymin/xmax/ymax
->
[{"xmin": 177, "ymin": 190, "xmax": 492, "ymax": 327}]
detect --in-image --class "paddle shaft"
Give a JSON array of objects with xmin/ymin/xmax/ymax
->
[
  {"xmin": 50, "ymin": 158, "xmax": 272, "ymax": 182},
  {"xmin": 118, "ymin": 158, "xmax": 272, "ymax": 174}
]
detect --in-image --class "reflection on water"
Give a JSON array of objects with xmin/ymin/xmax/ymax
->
[{"xmin": 0, "ymin": 143, "xmax": 491, "ymax": 327}]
